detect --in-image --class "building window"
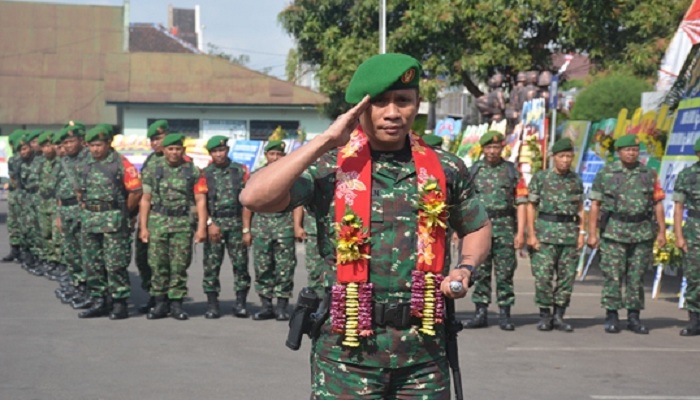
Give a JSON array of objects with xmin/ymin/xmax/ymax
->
[
  {"xmin": 147, "ymin": 118, "xmax": 200, "ymax": 138},
  {"xmin": 249, "ymin": 120, "xmax": 299, "ymax": 140}
]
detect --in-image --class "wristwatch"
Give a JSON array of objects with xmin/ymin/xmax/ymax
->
[
  {"xmin": 206, "ymin": 217, "xmax": 213, "ymax": 226},
  {"xmin": 242, "ymin": 228, "xmax": 250, "ymax": 234},
  {"xmin": 455, "ymin": 264, "xmax": 478, "ymax": 287}
]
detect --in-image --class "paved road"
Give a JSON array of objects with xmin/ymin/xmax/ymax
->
[{"xmin": 0, "ymin": 201, "xmax": 697, "ymax": 400}]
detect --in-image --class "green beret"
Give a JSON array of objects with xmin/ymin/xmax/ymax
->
[
  {"xmin": 421, "ymin": 134, "xmax": 443, "ymax": 148},
  {"xmin": 614, "ymin": 134, "xmax": 640, "ymax": 150},
  {"xmin": 694, "ymin": 138, "xmax": 700, "ymax": 153},
  {"xmin": 162, "ymin": 133, "xmax": 185, "ymax": 148},
  {"xmin": 14, "ymin": 134, "xmax": 30, "ymax": 151},
  {"xmin": 345, "ymin": 53, "xmax": 422, "ymax": 104},
  {"xmin": 264, "ymin": 140, "xmax": 286, "ymax": 153},
  {"xmin": 26, "ymin": 129, "xmax": 43, "ymax": 142},
  {"xmin": 551, "ymin": 138, "xmax": 574, "ymax": 154},
  {"xmin": 147, "ymin": 120, "xmax": 169, "ymax": 139},
  {"xmin": 37, "ymin": 131, "xmax": 53, "ymax": 146},
  {"xmin": 479, "ymin": 130, "xmax": 504, "ymax": 147},
  {"xmin": 206, "ymin": 135, "xmax": 230, "ymax": 151},
  {"xmin": 85, "ymin": 125, "xmax": 112, "ymax": 143},
  {"xmin": 53, "ymin": 128, "xmax": 68, "ymax": 145},
  {"xmin": 64, "ymin": 121, "xmax": 86, "ymax": 135},
  {"xmin": 8, "ymin": 129, "xmax": 25, "ymax": 147}
]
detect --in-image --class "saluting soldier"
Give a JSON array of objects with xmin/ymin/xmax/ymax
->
[
  {"xmin": 1, "ymin": 129, "xmax": 26, "ymax": 263},
  {"xmin": 672, "ymin": 138, "xmax": 700, "ymax": 337},
  {"xmin": 139, "ymin": 133, "xmax": 208, "ymax": 320},
  {"xmin": 135, "ymin": 119, "xmax": 168, "ymax": 313},
  {"xmin": 463, "ymin": 130, "xmax": 528, "ymax": 331},
  {"xmin": 36, "ymin": 131, "xmax": 63, "ymax": 279},
  {"xmin": 201, "ymin": 135, "xmax": 252, "ymax": 319},
  {"xmin": 526, "ymin": 138, "xmax": 585, "ymax": 332},
  {"xmin": 78, "ymin": 125, "xmax": 142, "ymax": 319},
  {"xmin": 588, "ymin": 134, "xmax": 666, "ymax": 334}
]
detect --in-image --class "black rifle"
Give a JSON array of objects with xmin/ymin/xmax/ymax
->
[{"xmin": 445, "ymin": 297, "xmax": 464, "ymax": 400}]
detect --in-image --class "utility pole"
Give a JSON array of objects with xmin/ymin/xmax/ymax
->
[{"xmin": 379, "ymin": 0, "xmax": 386, "ymax": 53}]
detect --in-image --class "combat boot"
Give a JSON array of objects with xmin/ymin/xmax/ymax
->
[
  {"xmin": 138, "ymin": 296, "xmax": 156, "ymax": 314},
  {"xmin": 170, "ymin": 299, "xmax": 189, "ymax": 321},
  {"xmin": 463, "ymin": 303, "xmax": 488, "ymax": 329},
  {"xmin": 536, "ymin": 307, "xmax": 553, "ymax": 331},
  {"xmin": 1, "ymin": 245, "xmax": 21, "ymax": 262},
  {"xmin": 71, "ymin": 285, "xmax": 93, "ymax": 309},
  {"xmin": 78, "ymin": 297, "xmax": 109, "ymax": 318},
  {"xmin": 147, "ymin": 295, "xmax": 170, "ymax": 320},
  {"xmin": 232, "ymin": 290, "xmax": 250, "ymax": 318},
  {"xmin": 552, "ymin": 306, "xmax": 574, "ymax": 332},
  {"xmin": 253, "ymin": 296, "xmax": 275, "ymax": 320},
  {"xmin": 204, "ymin": 292, "xmax": 221, "ymax": 319},
  {"xmin": 680, "ymin": 311, "xmax": 700, "ymax": 337},
  {"xmin": 604, "ymin": 309, "xmax": 620, "ymax": 333},
  {"xmin": 499, "ymin": 306, "xmax": 515, "ymax": 331},
  {"xmin": 109, "ymin": 299, "xmax": 129, "ymax": 320},
  {"xmin": 275, "ymin": 298, "xmax": 290, "ymax": 321},
  {"xmin": 627, "ymin": 310, "xmax": 649, "ymax": 334},
  {"xmin": 20, "ymin": 249, "xmax": 35, "ymax": 272}
]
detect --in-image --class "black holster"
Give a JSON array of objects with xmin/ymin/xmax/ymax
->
[{"xmin": 286, "ymin": 287, "xmax": 328, "ymax": 351}]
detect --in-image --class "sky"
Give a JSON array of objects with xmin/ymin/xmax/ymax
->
[{"xmin": 16, "ymin": 0, "xmax": 296, "ymax": 79}]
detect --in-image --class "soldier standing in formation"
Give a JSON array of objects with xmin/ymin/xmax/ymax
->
[
  {"xmin": 464, "ymin": 130, "xmax": 528, "ymax": 331},
  {"xmin": 2, "ymin": 130, "xmax": 27, "ymax": 263},
  {"xmin": 588, "ymin": 134, "xmax": 666, "ymax": 334},
  {"xmin": 16, "ymin": 131, "xmax": 42, "ymax": 274},
  {"xmin": 139, "ymin": 133, "xmax": 208, "ymax": 320},
  {"xmin": 527, "ymin": 138, "xmax": 585, "ymax": 332},
  {"xmin": 135, "ymin": 119, "xmax": 168, "ymax": 313},
  {"xmin": 36, "ymin": 131, "xmax": 63, "ymax": 278},
  {"xmin": 248, "ymin": 140, "xmax": 304, "ymax": 321},
  {"xmin": 201, "ymin": 135, "xmax": 252, "ymax": 319},
  {"xmin": 79, "ymin": 125, "xmax": 142, "ymax": 319},
  {"xmin": 672, "ymin": 138, "xmax": 700, "ymax": 337}
]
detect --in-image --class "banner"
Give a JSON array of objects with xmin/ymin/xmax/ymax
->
[
  {"xmin": 578, "ymin": 119, "xmax": 617, "ymax": 210},
  {"xmin": 0, "ymin": 136, "xmax": 11, "ymax": 179},
  {"xmin": 559, "ymin": 120, "xmax": 592, "ymax": 172}
]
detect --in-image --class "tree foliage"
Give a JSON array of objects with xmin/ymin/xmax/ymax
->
[
  {"xmin": 279, "ymin": 0, "xmax": 690, "ymax": 118},
  {"xmin": 569, "ymin": 74, "xmax": 652, "ymax": 121}
]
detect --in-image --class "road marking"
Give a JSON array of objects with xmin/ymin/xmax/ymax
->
[
  {"xmin": 591, "ymin": 396, "xmax": 700, "ymax": 400},
  {"xmin": 508, "ymin": 347, "xmax": 699, "ymax": 353}
]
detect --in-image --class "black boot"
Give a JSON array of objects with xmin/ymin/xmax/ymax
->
[
  {"xmin": 1, "ymin": 245, "xmax": 21, "ymax": 262},
  {"xmin": 680, "ymin": 311, "xmax": 700, "ymax": 337},
  {"xmin": 109, "ymin": 299, "xmax": 129, "ymax": 320},
  {"xmin": 71, "ymin": 285, "xmax": 93, "ymax": 309},
  {"xmin": 170, "ymin": 299, "xmax": 189, "ymax": 321},
  {"xmin": 48, "ymin": 264, "xmax": 67, "ymax": 281},
  {"xmin": 78, "ymin": 297, "xmax": 109, "ymax": 318},
  {"xmin": 275, "ymin": 298, "xmax": 290, "ymax": 321},
  {"xmin": 58, "ymin": 285, "xmax": 77, "ymax": 304},
  {"xmin": 463, "ymin": 303, "xmax": 488, "ymax": 329},
  {"xmin": 20, "ymin": 250, "xmax": 35, "ymax": 272},
  {"xmin": 138, "ymin": 296, "xmax": 156, "ymax": 314},
  {"xmin": 204, "ymin": 292, "xmax": 221, "ymax": 319},
  {"xmin": 627, "ymin": 310, "xmax": 649, "ymax": 334},
  {"xmin": 552, "ymin": 306, "xmax": 573, "ymax": 332},
  {"xmin": 29, "ymin": 260, "xmax": 48, "ymax": 277},
  {"xmin": 232, "ymin": 290, "xmax": 250, "ymax": 318},
  {"xmin": 537, "ymin": 307, "xmax": 553, "ymax": 331},
  {"xmin": 499, "ymin": 306, "xmax": 515, "ymax": 331},
  {"xmin": 253, "ymin": 296, "xmax": 275, "ymax": 320},
  {"xmin": 147, "ymin": 295, "xmax": 170, "ymax": 320},
  {"xmin": 604, "ymin": 309, "xmax": 620, "ymax": 333}
]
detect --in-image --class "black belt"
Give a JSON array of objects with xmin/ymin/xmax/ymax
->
[
  {"xmin": 486, "ymin": 208, "xmax": 515, "ymax": 219},
  {"xmin": 84, "ymin": 201, "xmax": 120, "ymax": 212},
  {"xmin": 538, "ymin": 212, "xmax": 580, "ymax": 223},
  {"xmin": 610, "ymin": 212, "xmax": 651, "ymax": 223},
  {"xmin": 373, "ymin": 302, "xmax": 421, "ymax": 329},
  {"xmin": 212, "ymin": 209, "xmax": 241, "ymax": 218},
  {"xmin": 688, "ymin": 209, "xmax": 700, "ymax": 219},
  {"xmin": 60, "ymin": 197, "xmax": 80, "ymax": 207},
  {"xmin": 152, "ymin": 205, "xmax": 190, "ymax": 217},
  {"xmin": 23, "ymin": 188, "xmax": 38, "ymax": 194},
  {"xmin": 40, "ymin": 192, "xmax": 56, "ymax": 200}
]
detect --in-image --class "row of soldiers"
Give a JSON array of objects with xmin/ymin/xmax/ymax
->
[
  {"xmin": 455, "ymin": 131, "xmax": 699, "ymax": 337},
  {"xmin": 2, "ymin": 120, "xmax": 325, "ymax": 321}
]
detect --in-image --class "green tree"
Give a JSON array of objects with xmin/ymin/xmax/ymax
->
[
  {"xmin": 207, "ymin": 43, "xmax": 251, "ymax": 66},
  {"xmin": 569, "ymin": 74, "xmax": 652, "ymax": 121},
  {"xmin": 279, "ymin": 0, "xmax": 690, "ymax": 118}
]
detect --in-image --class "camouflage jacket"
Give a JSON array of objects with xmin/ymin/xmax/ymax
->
[
  {"xmin": 38, "ymin": 156, "xmax": 60, "ymax": 213},
  {"xmin": 589, "ymin": 160, "xmax": 664, "ymax": 243},
  {"xmin": 528, "ymin": 169, "xmax": 583, "ymax": 245},
  {"xmin": 18, "ymin": 153, "xmax": 40, "ymax": 197},
  {"xmin": 251, "ymin": 167, "xmax": 294, "ymax": 239},
  {"xmin": 143, "ymin": 159, "xmax": 202, "ymax": 234},
  {"xmin": 470, "ymin": 159, "xmax": 528, "ymax": 238},
  {"xmin": 202, "ymin": 160, "xmax": 248, "ymax": 232},
  {"xmin": 81, "ymin": 150, "xmax": 134, "ymax": 233},
  {"xmin": 55, "ymin": 147, "xmax": 90, "ymax": 203},
  {"xmin": 140, "ymin": 151, "xmax": 163, "ymax": 174},
  {"xmin": 287, "ymin": 144, "xmax": 488, "ymax": 368},
  {"xmin": 8, "ymin": 155, "xmax": 20, "ymax": 190},
  {"xmin": 673, "ymin": 162, "xmax": 700, "ymax": 242}
]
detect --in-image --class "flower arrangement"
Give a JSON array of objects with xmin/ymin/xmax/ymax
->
[
  {"xmin": 653, "ymin": 231, "xmax": 684, "ymax": 269},
  {"xmin": 592, "ymin": 129, "xmax": 615, "ymax": 162},
  {"xmin": 525, "ymin": 134, "xmax": 543, "ymax": 173}
]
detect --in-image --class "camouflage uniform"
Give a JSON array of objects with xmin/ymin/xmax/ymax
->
[
  {"xmin": 251, "ymin": 209, "xmax": 297, "ymax": 299},
  {"xmin": 286, "ymin": 144, "xmax": 488, "ymax": 398},
  {"xmin": 134, "ymin": 152, "xmax": 162, "ymax": 293},
  {"xmin": 17, "ymin": 153, "xmax": 42, "ymax": 260},
  {"xmin": 37, "ymin": 154, "xmax": 61, "ymax": 265},
  {"xmin": 589, "ymin": 160, "xmax": 664, "ymax": 311},
  {"xmin": 81, "ymin": 150, "xmax": 141, "ymax": 300},
  {"xmin": 6, "ymin": 155, "xmax": 22, "ymax": 249},
  {"xmin": 142, "ymin": 160, "xmax": 203, "ymax": 300},
  {"xmin": 528, "ymin": 169, "xmax": 583, "ymax": 308},
  {"xmin": 469, "ymin": 160, "xmax": 527, "ymax": 307},
  {"xmin": 672, "ymin": 163, "xmax": 700, "ymax": 314},
  {"xmin": 303, "ymin": 208, "xmax": 325, "ymax": 298},
  {"xmin": 202, "ymin": 160, "xmax": 251, "ymax": 294}
]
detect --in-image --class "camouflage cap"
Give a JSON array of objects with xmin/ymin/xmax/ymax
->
[
  {"xmin": 614, "ymin": 134, "xmax": 640, "ymax": 150},
  {"xmin": 421, "ymin": 134, "xmax": 443, "ymax": 149},
  {"xmin": 551, "ymin": 138, "xmax": 574, "ymax": 154},
  {"xmin": 147, "ymin": 119, "xmax": 169, "ymax": 139},
  {"xmin": 206, "ymin": 135, "xmax": 230, "ymax": 151},
  {"xmin": 479, "ymin": 130, "xmax": 504, "ymax": 147},
  {"xmin": 264, "ymin": 140, "xmax": 286, "ymax": 153},
  {"xmin": 162, "ymin": 133, "xmax": 185, "ymax": 147},
  {"xmin": 345, "ymin": 53, "xmax": 422, "ymax": 104}
]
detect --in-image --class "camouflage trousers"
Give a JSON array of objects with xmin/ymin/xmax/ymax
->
[
  {"xmin": 253, "ymin": 235, "xmax": 296, "ymax": 299},
  {"xmin": 310, "ymin": 352, "xmax": 450, "ymax": 399},
  {"xmin": 530, "ymin": 243, "xmax": 579, "ymax": 308},
  {"xmin": 203, "ymin": 230, "xmax": 250, "ymax": 294},
  {"xmin": 6, "ymin": 190, "xmax": 21, "ymax": 246},
  {"xmin": 58, "ymin": 205, "xmax": 86, "ymax": 285},
  {"xmin": 38, "ymin": 199, "xmax": 61, "ymax": 263},
  {"xmin": 471, "ymin": 234, "xmax": 517, "ymax": 307},
  {"xmin": 19, "ymin": 194, "xmax": 41, "ymax": 256},
  {"xmin": 149, "ymin": 230, "xmax": 193, "ymax": 300},
  {"xmin": 83, "ymin": 229, "xmax": 131, "ymax": 299},
  {"xmin": 599, "ymin": 238, "xmax": 653, "ymax": 311},
  {"xmin": 305, "ymin": 235, "xmax": 325, "ymax": 297},
  {"xmin": 134, "ymin": 226, "xmax": 151, "ymax": 292},
  {"xmin": 683, "ymin": 239, "xmax": 700, "ymax": 313}
]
